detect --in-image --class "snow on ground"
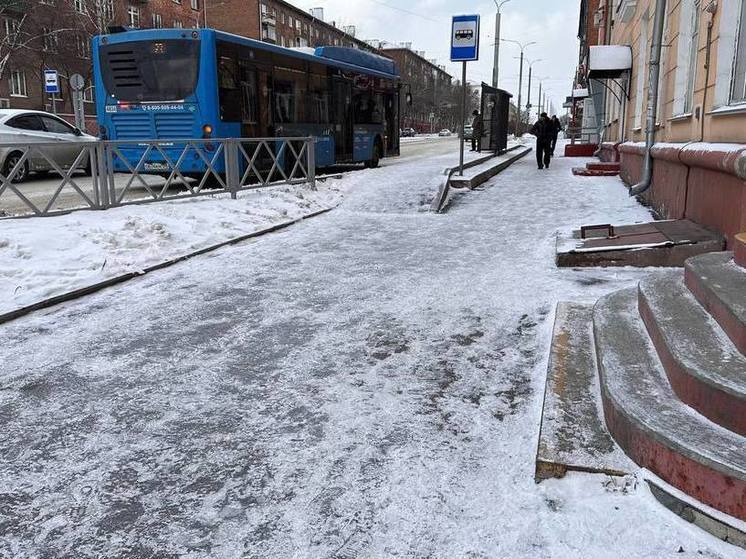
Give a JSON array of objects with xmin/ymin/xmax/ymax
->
[
  {"xmin": 0, "ymin": 142, "xmax": 483, "ymax": 316},
  {"xmin": 0, "ymin": 143, "xmax": 741, "ymax": 558}
]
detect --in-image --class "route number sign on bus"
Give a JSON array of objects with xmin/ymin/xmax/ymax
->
[{"xmin": 451, "ymin": 15, "xmax": 480, "ymax": 62}]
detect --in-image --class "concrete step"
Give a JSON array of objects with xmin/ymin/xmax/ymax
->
[
  {"xmin": 685, "ymin": 251, "xmax": 746, "ymax": 356},
  {"xmin": 571, "ymin": 167, "xmax": 620, "ymax": 177},
  {"xmin": 587, "ymin": 162, "xmax": 621, "ymax": 172},
  {"xmin": 565, "ymin": 144, "xmax": 598, "ymax": 157},
  {"xmin": 535, "ymin": 303, "xmax": 632, "ymax": 481},
  {"xmin": 593, "ymin": 288, "xmax": 746, "ymax": 521},
  {"xmin": 638, "ymin": 272, "xmax": 746, "ymax": 436},
  {"xmin": 736, "ymin": 233, "xmax": 746, "ymax": 268},
  {"xmin": 556, "ymin": 219, "xmax": 726, "ymax": 268}
]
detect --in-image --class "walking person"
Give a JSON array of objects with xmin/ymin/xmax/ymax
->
[
  {"xmin": 530, "ymin": 112, "xmax": 553, "ymax": 170},
  {"xmin": 550, "ymin": 115, "xmax": 562, "ymax": 156},
  {"xmin": 470, "ymin": 110, "xmax": 483, "ymax": 152}
]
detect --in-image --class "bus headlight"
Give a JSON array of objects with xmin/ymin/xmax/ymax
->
[{"xmin": 202, "ymin": 124, "xmax": 213, "ymax": 138}]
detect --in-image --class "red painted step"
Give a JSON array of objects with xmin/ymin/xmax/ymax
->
[
  {"xmin": 638, "ymin": 272, "xmax": 746, "ymax": 436},
  {"xmin": 594, "ymin": 288, "xmax": 746, "ymax": 521},
  {"xmin": 685, "ymin": 252, "xmax": 746, "ymax": 356},
  {"xmin": 572, "ymin": 167, "xmax": 620, "ymax": 177},
  {"xmin": 735, "ymin": 233, "xmax": 746, "ymax": 268},
  {"xmin": 587, "ymin": 162, "xmax": 621, "ymax": 172},
  {"xmin": 565, "ymin": 143, "xmax": 598, "ymax": 157}
]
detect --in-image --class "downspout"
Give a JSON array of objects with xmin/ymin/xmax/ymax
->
[{"xmin": 629, "ymin": 0, "xmax": 668, "ymax": 197}]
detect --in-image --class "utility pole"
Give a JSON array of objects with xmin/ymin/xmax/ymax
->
[
  {"xmin": 538, "ymin": 81, "xmax": 542, "ymax": 115},
  {"xmin": 502, "ymin": 38, "xmax": 536, "ymax": 135},
  {"xmin": 492, "ymin": 0, "xmax": 511, "ymax": 88},
  {"xmin": 521, "ymin": 58, "xmax": 543, "ymax": 127}
]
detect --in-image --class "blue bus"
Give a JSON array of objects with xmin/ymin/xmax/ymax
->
[{"xmin": 92, "ymin": 28, "xmax": 401, "ymax": 174}]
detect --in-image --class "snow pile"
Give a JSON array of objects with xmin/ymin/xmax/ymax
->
[{"xmin": 0, "ymin": 180, "xmax": 349, "ymax": 315}]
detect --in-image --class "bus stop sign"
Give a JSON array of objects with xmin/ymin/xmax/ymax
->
[
  {"xmin": 451, "ymin": 15, "xmax": 480, "ymax": 62},
  {"xmin": 44, "ymin": 70, "xmax": 59, "ymax": 94}
]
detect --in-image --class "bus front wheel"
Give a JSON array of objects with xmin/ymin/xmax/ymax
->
[{"xmin": 365, "ymin": 141, "xmax": 382, "ymax": 169}]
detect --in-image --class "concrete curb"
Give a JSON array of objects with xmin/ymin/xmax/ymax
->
[
  {"xmin": 449, "ymin": 146, "xmax": 532, "ymax": 190},
  {"xmin": 0, "ymin": 206, "xmax": 335, "ymax": 326}
]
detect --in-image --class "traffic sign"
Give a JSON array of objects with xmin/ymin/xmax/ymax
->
[
  {"xmin": 451, "ymin": 15, "xmax": 480, "ymax": 62},
  {"xmin": 70, "ymin": 73, "xmax": 85, "ymax": 91},
  {"xmin": 44, "ymin": 69, "xmax": 59, "ymax": 94}
]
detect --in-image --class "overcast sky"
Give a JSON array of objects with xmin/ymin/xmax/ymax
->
[{"xmin": 287, "ymin": 0, "xmax": 581, "ymax": 115}]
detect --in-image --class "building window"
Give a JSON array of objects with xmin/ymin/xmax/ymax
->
[
  {"xmin": 77, "ymin": 34, "xmax": 91, "ymax": 58},
  {"xmin": 260, "ymin": 3, "xmax": 267, "ymax": 14},
  {"xmin": 263, "ymin": 25, "xmax": 276, "ymax": 42},
  {"xmin": 42, "ymin": 28, "xmax": 58, "ymax": 52},
  {"xmin": 74, "ymin": 0, "xmax": 86, "ymax": 14},
  {"xmin": 9, "ymin": 70, "xmax": 27, "ymax": 97},
  {"xmin": 172, "ymin": 0, "xmax": 181, "ymax": 4},
  {"xmin": 295, "ymin": 19, "xmax": 300, "ymax": 31},
  {"xmin": 4, "ymin": 18, "xmax": 19, "ymax": 37},
  {"xmin": 127, "ymin": 5, "xmax": 140, "ymax": 28},
  {"xmin": 634, "ymin": 13, "xmax": 649, "ymax": 128},
  {"xmin": 83, "ymin": 85, "xmax": 95, "ymax": 103},
  {"xmin": 101, "ymin": 0, "xmax": 114, "ymax": 21},
  {"xmin": 731, "ymin": 0, "xmax": 746, "ymax": 103},
  {"xmin": 683, "ymin": 0, "xmax": 701, "ymax": 113},
  {"xmin": 191, "ymin": 0, "xmax": 199, "ymax": 9},
  {"xmin": 152, "ymin": 13, "xmax": 163, "ymax": 28},
  {"xmin": 173, "ymin": 20, "xmax": 183, "ymax": 28}
]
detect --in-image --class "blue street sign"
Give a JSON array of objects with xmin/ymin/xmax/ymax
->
[
  {"xmin": 44, "ymin": 69, "xmax": 59, "ymax": 94},
  {"xmin": 451, "ymin": 15, "xmax": 480, "ymax": 62}
]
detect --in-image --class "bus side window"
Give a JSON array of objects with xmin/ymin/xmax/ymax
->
[
  {"xmin": 273, "ymin": 66, "xmax": 306, "ymax": 124},
  {"xmin": 218, "ymin": 56, "xmax": 241, "ymax": 122},
  {"xmin": 308, "ymin": 69, "xmax": 330, "ymax": 124},
  {"xmin": 239, "ymin": 61, "xmax": 258, "ymax": 124}
]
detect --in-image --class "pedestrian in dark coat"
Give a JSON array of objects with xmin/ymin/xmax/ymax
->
[
  {"xmin": 470, "ymin": 110, "xmax": 484, "ymax": 152},
  {"xmin": 530, "ymin": 112, "xmax": 554, "ymax": 169},
  {"xmin": 550, "ymin": 115, "xmax": 562, "ymax": 156}
]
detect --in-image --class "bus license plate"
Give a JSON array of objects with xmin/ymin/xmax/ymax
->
[{"xmin": 144, "ymin": 162, "xmax": 170, "ymax": 171}]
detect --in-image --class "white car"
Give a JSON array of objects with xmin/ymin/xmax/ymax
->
[
  {"xmin": 0, "ymin": 109, "xmax": 97, "ymax": 182},
  {"xmin": 438, "ymin": 129, "xmax": 452, "ymax": 137}
]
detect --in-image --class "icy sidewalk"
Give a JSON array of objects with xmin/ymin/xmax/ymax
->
[{"xmin": 0, "ymin": 150, "xmax": 741, "ymax": 558}]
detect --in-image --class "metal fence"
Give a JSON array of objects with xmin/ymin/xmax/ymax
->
[{"xmin": 0, "ymin": 137, "xmax": 316, "ymax": 218}]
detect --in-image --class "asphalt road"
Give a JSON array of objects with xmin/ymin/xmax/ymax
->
[{"xmin": 0, "ymin": 137, "xmax": 459, "ymax": 217}]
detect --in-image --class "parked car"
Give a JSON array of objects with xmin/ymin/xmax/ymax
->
[
  {"xmin": 438, "ymin": 129, "xmax": 452, "ymax": 137},
  {"xmin": 401, "ymin": 128, "xmax": 417, "ymax": 137},
  {"xmin": 462, "ymin": 125, "xmax": 474, "ymax": 140},
  {"xmin": 0, "ymin": 109, "xmax": 97, "ymax": 182}
]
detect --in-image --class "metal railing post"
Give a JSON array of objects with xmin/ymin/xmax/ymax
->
[
  {"xmin": 225, "ymin": 139, "xmax": 239, "ymax": 199},
  {"xmin": 95, "ymin": 142, "xmax": 111, "ymax": 209},
  {"xmin": 307, "ymin": 136, "xmax": 316, "ymax": 190}
]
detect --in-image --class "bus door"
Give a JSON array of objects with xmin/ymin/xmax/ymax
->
[
  {"xmin": 332, "ymin": 79, "xmax": 353, "ymax": 160},
  {"xmin": 384, "ymin": 91, "xmax": 399, "ymax": 156}
]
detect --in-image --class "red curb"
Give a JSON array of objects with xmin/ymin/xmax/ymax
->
[
  {"xmin": 735, "ymin": 233, "xmax": 746, "ymax": 268},
  {"xmin": 600, "ymin": 387, "xmax": 746, "ymax": 521},
  {"xmin": 587, "ymin": 162, "xmax": 621, "ymax": 171},
  {"xmin": 638, "ymin": 289, "xmax": 746, "ymax": 436},
  {"xmin": 685, "ymin": 266, "xmax": 746, "ymax": 356}
]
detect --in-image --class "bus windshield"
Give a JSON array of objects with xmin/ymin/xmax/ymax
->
[{"xmin": 100, "ymin": 39, "xmax": 200, "ymax": 103}]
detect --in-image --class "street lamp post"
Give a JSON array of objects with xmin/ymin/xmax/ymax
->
[
  {"xmin": 519, "ymin": 58, "xmax": 543, "ymax": 128},
  {"xmin": 502, "ymin": 38, "xmax": 537, "ymax": 135},
  {"xmin": 492, "ymin": 0, "xmax": 512, "ymax": 89}
]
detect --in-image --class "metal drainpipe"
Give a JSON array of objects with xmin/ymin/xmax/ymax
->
[{"xmin": 629, "ymin": 0, "xmax": 668, "ymax": 197}]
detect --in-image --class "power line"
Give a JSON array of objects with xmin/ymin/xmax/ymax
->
[{"xmin": 364, "ymin": 0, "xmax": 442, "ymax": 23}]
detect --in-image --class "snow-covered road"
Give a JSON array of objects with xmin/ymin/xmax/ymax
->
[{"xmin": 0, "ymin": 146, "xmax": 740, "ymax": 558}]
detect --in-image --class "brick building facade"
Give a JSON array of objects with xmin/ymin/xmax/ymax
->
[
  {"xmin": 0, "ymin": 0, "xmax": 205, "ymax": 129},
  {"xmin": 204, "ymin": 1, "xmax": 373, "ymax": 51},
  {"xmin": 379, "ymin": 46, "xmax": 455, "ymax": 132}
]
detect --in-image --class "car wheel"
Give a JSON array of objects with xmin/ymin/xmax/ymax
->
[
  {"xmin": 365, "ymin": 141, "xmax": 381, "ymax": 169},
  {"xmin": 3, "ymin": 152, "xmax": 29, "ymax": 183}
]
